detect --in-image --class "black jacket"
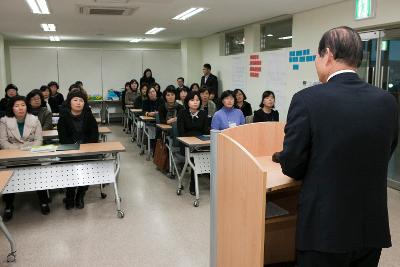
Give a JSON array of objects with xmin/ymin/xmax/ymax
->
[
  {"xmin": 140, "ymin": 77, "xmax": 155, "ymax": 88},
  {"xmin": 57, "ymin": 108, "xmax": 99, "ymax": 144},
  {"xmin": 253, "ymin": 109, "xmax": 279, "ymax": 122},
  {"xmin": 201, "ymin": 73, "xmax": 219, "ymax": 97},
  {"xmin": 142, "ymin": 98, "xmax": 163, "ymax": 113},
  {"xmin": 49, "ymin": 93, "xmax": 64, "ymax": 113},
  {"xmin": 177, "ymin": 109, "xmax": 209, "ymax": 137},
  {"xmin": 235, "ymin": 101, "xmax": 252, "ymax": 117},
  {"xmin": 0, "ymin": 97, "xmax": 10, "ymax": 115},
  {"xmin": 279, "ymin": 73, "xmax": 398, "ymax": 252},
  {"xmin": 158, "ymin": 103, "xmax": 184, "ymax": 124}
]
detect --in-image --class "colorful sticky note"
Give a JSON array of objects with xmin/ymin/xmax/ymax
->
[
  {"xmin": 306, "ymin": 56, "xmax": 314, "ymax": 62},
  {"xmin": 313, "ymin": 55, "xmax": 317, "ymax": 61},
  {"xmin": 296, "ymin": 51, "xmax": 302, "ymax": 56},
  {"xmin": 290, "ymin": 51, "xmax": 295, "ymax": 57},
  {"xmin": 293, "ymin": 64, "xmax": 299, "ymax": 70},
  {"xmin": 303, "ymin": 49, "xmax": 310, "ymax": 55},
  {"xmin": 300, "ymin": 56, "xmax": 306, "ymax": 62},
  {"xmin": 289, "ymin": 57, "xmax": 293, "ymax": 63},
  {"xmin": 292, "ymin": 57, "xmax": 299, "ymax": 62}
]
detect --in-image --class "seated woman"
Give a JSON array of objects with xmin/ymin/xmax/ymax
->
[
  {"xmin": 125, "ymin": 79, "xmax": 139, "ymax": 134},
  {"xmin": 48, "ymin": 81, "xmax": 64, "ymax": 113},
  {"xmin": 158, "ymin": 85, "xmax": 183, "ymax": 125},
  {"xmin": 211, "ymin": 90, "xmax": 245, "ymax": 130},
  {"xmin": 0, "ymin": 84, "xmax": 19, "ymax": 117},
  {"xmin": 189, "ymin": 83, "xmax": 200, "ymax": 92},
  {"xmin": 0, "ymin": 96, "xmax": 47, "ymax": 221},
  {"xmin": 142, "ymin": 87, "xmax": 163, "ymax": 118},
  {"xmin": 57, "ymin": 90, "xmax": 99, "ymax": 210},
  {"xmin": 253, "ymin": 90, "xmax": 279, "ymax": 122},
  {"xmin": 26, "ymin": 89, "xmax": 53, "ymax": 130},
  {"xmin": 199, "ymin": 87, "xmax": 216, "ymax": 117},
  {"xmin": 40, "ymin": 85, "xmax": 53, "ymax": 112},
  {"xmin": 233, "ymin": 89, "xmax": 252, "ymax": 117},
  {"xmin": 176, "ymin": 87, "xmax": 188, "ymax": 106},
  {"xmin": 134, "ymin": 84, "xmax": 148, "ymax": 109},
  {"xmin": 154, "ymin": 83, "xmax": 163, "ymax": 98},
  {"xmin": 177, "ymin": 91, "xmax": 209, "ymax": 195}
]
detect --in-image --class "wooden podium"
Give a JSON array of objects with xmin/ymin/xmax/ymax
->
[{"xmin": 210, "ymin": 122, "xmax": 301, "ymax": 267}]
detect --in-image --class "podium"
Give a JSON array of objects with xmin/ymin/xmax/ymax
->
[{"xmin": 210, "ymin": 122, "xmax": 301, "ymax": 267}]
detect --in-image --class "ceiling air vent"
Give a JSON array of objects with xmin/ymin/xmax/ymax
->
[{"xmin": 78, "ymin": 6, "xmax": 136, "ymax": 16}]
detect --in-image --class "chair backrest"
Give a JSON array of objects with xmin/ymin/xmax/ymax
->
[{"xmin": 245, "ymin": 115, "xmax": 253, "ymax": 124}]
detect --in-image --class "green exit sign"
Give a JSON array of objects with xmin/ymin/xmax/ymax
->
[{"xmin": 355, "ymin": 0, "xmax": 375, "ymax": 20}]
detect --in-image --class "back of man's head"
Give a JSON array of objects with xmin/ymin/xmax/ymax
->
[{"xmin": 318, "ymin": 26, "xmax": 363, "ymax": 68}]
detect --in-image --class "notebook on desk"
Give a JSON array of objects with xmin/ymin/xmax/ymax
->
[
  {"xmin": 56, "ymin": 144, "xmax": 80, "ymax": 151},
  {"xmin": 197, "ymin": 135, "xmax": 210, "ymax": 141}
]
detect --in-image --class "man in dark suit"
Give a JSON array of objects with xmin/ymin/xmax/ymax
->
[
  {"xmin": 176, "ymin": 77, "xmax": 189, "ymax": 91},
  {"xmin": 200, "ymin": 63, "xmax": 219, "ymax": 98},
  {"xmin": 274, "ymin": 26, "xmax": 398, "ymax": 267}
]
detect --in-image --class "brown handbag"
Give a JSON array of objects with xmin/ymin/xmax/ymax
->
[{"xmin": 153, "ymin": 138, "xmax": 169, "ymax": 171}]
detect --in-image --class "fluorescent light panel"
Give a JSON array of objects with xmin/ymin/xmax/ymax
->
[
  {"xmin": 41, "ymin": 23, "xmax": 56, "ymax": 32},
  {"xmin": 173, "ymin": 7, "xmax": 205, "ymax": 20},
  {"xmin": 278, "ymin": 36, "xmax": 292, "ymax": 40},
  {"xmin": 145, "ymin": 27, "xmax": 165, "ymax": 35},
  {"xmin": 49, "ymin": 36, "xmax": 60, "ymax": 42},
  {"xmin": 26, "ymin": 0, "xmax": 50, "ymax": 14},
  {"xmin": 129, "ymin": 38, "xmax": 144, "ymax": 43}
]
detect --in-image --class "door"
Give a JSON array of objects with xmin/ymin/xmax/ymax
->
[
  {"xmin": 359, "ymin": 29, "xmax": 400, "ymax": 190},
  {"xmin": 381, "ymin": 29, "xmax": 400, "ymax": 190}
]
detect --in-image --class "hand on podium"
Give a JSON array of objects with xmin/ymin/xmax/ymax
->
[{"xmin": 272, "ymin": 152, "xmax": 281, "ymax": 163}]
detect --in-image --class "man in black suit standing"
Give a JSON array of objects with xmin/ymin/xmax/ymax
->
[
  {"xmin": 200, "ymin": 63, "xmax": 219, "ymax": 98},
  {"xmin": 274, "ymin": 26, "xmax": 398, "ymax": 267}
]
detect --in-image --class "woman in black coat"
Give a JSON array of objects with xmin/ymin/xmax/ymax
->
[
  {"xmin": 48, "ymin": 81, "xmax": 64, "ymax": 113},
  {"xmin": 177, "ymin": 91, "xmax": 209, "ymax": 195},
  {"xmin": 253, "ymin": 90, "xmax": 279, "ymax": 122},
  {"xmin": 0, "ymin": 84, "xmax": 19, "ymax": 116},
  {"xmin": 233, "ymin": 89, "xmax": 252, "ymax": 117},
  {"xmin": 140, "ymin": 68, "xmax": 156, "ymax": 88},
  {"xmin": 57, "ymin": 90, "xmax": 99, "ymax": 210}
]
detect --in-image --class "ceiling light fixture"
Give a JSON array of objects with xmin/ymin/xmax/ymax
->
[
  {"xmin": 26, "ymin": 0, "xmax": 50, "ymax": 14},
  {"xmin": 267, "ymin": 34, "xmax": 273, "ymax": 37},
  {"xmin": 173, "ymin": 7, "xmax": 206, "ymax": 21},
  {"xmin": 41, "ymin": 23, "xmax": 56, "ymax": 32},
  {"xmin": 145, "ymin": 27, "xmax": 166, "ymax": 35},
  {"xmin": 278, "ymin": 36, "xmax": 292, "ymax": 40},
  {"xmin": 129, "ymin": 38, "xmax": 145, "ymax": 43},
  {"xmin": 49, "ymin": 36, "xmax": 60, "ymax": 42}
]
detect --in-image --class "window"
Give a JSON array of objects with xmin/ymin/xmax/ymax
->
[
  {"xmin": 260, "ymin": 18, "xmax": 293, "ymax": 51},
  {"xmin": 225, "ymin": 29, "xmax": 245, "ymax": 55}
]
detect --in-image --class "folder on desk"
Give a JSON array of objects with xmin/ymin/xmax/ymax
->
[
  {"xmin": 56, "ymin": 144, "xmax": 80, "ymax": 151},
  {"xmin": 266, "ymin": 201, "xmax": 289, "ymax": 219},
  {"xmin": 197, "ymin": 135, "xmax": 210, "ymax": 141}
]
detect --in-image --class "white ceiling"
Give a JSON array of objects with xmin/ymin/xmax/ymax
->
[{"xmin": 0, "ymin": 0, "xmax": 345, "ymax": 43}]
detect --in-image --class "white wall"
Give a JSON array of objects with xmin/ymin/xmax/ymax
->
[
  {"xmin": 8, "ymin": 46, "xmax": 182, "ymax": 97},
  {"xmin": 0, "ymin": 34, "xmax": 6, "ymax": 90},
  {"xmin": 198, "ymin": 0, "xmax": 400, "ymax": 121}
]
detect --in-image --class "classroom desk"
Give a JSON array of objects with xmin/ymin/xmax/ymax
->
[
  {"xmin": 89, "ymin": 100, "xmax": 122, "ymax": 124},
  {"xmin": 139, "ymin": 116, "xmax": 156, "ymax": 161},
  {"xmin": 43, "ymin": 127, "xmax": 112, "ymax": 142},
  {"xmin": 129, "ymin": 109, "xmax": 143, "ymax": 142},
  {"xmin": 177, "ymin": 136, "xmax": 211, "ymax": 207},
  {"xmin": 0, "ymin": 171, "xmax": 16, "ymax": 262},
  {"xmin": 0, "ymin": 142, "xmax": 126, "ymax": 219},
  {"xmin": 123, "ymin": 105, "xmax": 134, "ymax": 129}
]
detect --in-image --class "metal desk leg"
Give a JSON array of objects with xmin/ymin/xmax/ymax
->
[
  {"xmin": 140, "ymin": 123, "xmax": 146, "ymax": 155},
  {"xmin": 187, "ymin": 155, "xmax": 200, "ymax": 207},
  {"xmin": 146, "ymin": 127, "xmax": 151, "ymax": 161},
  {"xmin": 113, "ymin": 153, "xmax": 124, "ymax": 218},
  {"xmin": 176, "ymin": 146, "xmax": 190, "ymax": 196},
  {"xmin": 0, "ymin": 216, "xmax": 16, "ymax": 262}
]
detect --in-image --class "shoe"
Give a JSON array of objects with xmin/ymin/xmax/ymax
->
[
  {"xmin": 75, "ymin": 195, "xmax": 85, "ymax": 209},
  {"xmin": 65, "ymin": 199, "xmax": 74, "ymax": 210},
  {"xmin": 40, "ymin": 204, "xmax": 50, "ymax": 215},
  {"xmin": 3, "ymin": 207, "xmax": 14, "ymax": 222},
  {"xmin": 190, "ymin": 191, "xmax": 196, "ymax": 196}
]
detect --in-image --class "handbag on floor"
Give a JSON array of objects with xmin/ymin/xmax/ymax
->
[{"xmin": 153, "ymin": 138, "xmax": 169, "ymax": 171}]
